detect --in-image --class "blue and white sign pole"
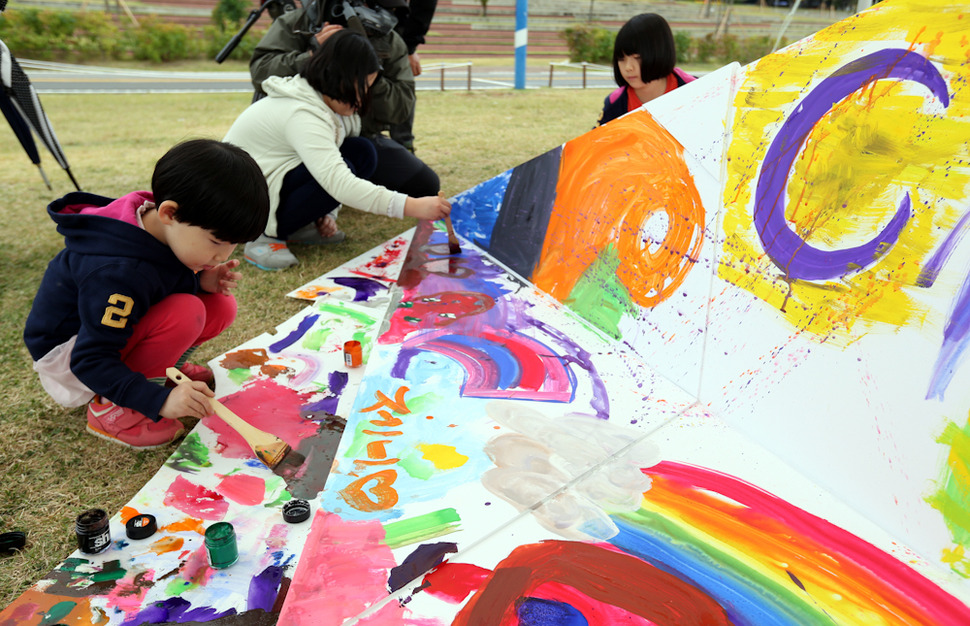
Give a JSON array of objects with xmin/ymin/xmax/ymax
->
[{"xmin": 514, "ymin": 0, "xmax": 528, "ymax": 89}]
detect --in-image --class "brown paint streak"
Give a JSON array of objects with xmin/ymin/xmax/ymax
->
[{"xmin": 220, "ymin": 348, "xmax": 269, "ymax": 370}]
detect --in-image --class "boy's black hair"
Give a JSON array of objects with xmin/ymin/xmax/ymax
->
[
  {"xmin": 612, "ymin": 13, "xmax": 676, "ymax": 86},
  {"xmin": 301, "ymin": 30, "xmax": 381, "ymax": 117},
  {"xmin": 151, "ymin": 139, "xmax": 269, "ymax": 243}
]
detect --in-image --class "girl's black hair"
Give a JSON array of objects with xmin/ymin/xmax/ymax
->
[
  {"xmin": 302, "ymin": 30, "xmax": 381, "ymax": 117},
  {"xmin": 612, "ymin": 13, "xmax": 676, "ymax": 87},
  {"xmin": 151, "ymin": 139, "xmax": 270, "ymax": 243}
]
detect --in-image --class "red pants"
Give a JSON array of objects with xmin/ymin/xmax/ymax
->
[{"xmin": 120, "ymin": 292, "xmax": 236, "ymax": 379}]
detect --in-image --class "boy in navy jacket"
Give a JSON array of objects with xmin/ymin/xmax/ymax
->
[{"xmin": 24, "ymin": 139, "xmax": 270, "ymax": 449}]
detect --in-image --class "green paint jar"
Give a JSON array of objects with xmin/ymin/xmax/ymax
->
[{"xmin": 204, "ymin": 522, "xmax": 238, "ymax": 569}]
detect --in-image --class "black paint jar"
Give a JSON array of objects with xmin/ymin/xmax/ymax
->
[{"xmin": 75, "ymin": 508, "xmax": 111, "ymax": 555}]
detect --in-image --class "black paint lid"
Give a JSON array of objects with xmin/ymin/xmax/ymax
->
[
  {"xmin": 125, "ymin": 514, "xmax": 157, "ymax": 540},
  {"xmin": 282, "ymin": 500, "xmax": 310, "ymax": 524},
  {"xmin": 0, "ymin": 531, "xmax": 26, "ymax": 556}
]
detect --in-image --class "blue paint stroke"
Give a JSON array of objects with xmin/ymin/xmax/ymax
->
[
  {"xmin": 609, "ymin": 518, "xmax": 790, "ymax": 626},
  {"xmin": 269, "ymin": 314, "xmax": 320, "ymax": 353},
  {"xmin": 333, "ymin": 276, "xmax": 388, "ymax": 302},
  {"xmin": 517, "ymin": 597, "xmax": 589, "ymax": 626},
  {"xmin": 438, "ymin": 334, "xmax": 523, "ymax": 389},
  {"xmin": 755, "ymin": 48, "xmax": 948, "ymax": 280},
  {"xmin": 450, "ymin": 170, "xmax": 512, "ymax": 248}
]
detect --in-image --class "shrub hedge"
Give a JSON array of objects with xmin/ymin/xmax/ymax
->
[
  {"xmin": 560, "ymin": 23, "xmax": 785, "ymax": 67},
  {"xmin": 0, "ymin": 7, "xmax": 265, "ymax": 63}
]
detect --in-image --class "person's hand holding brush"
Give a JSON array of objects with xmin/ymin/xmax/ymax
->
[{"xmin": 404, "ymin": 193, "xmax": 451, "ymax": 221}]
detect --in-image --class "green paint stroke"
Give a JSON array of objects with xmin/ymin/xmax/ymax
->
[
  {"xmin": 303, "ymin": 328, "xmax": 332, "ymax": 351},
  {"xmin": 383, "ymin": 508, "xmax": 461, "ymax": 549},
  {"xmin": 316, "ymin": 301, "xmax": 378, "ymax": 326},
  {"xmin": 398, "ymin": 391, "xmax": 443, "ymax": 416},
  {"xmin": 166, "ymin": 577, "xmax": 198, "ymax": 596},
  {"xmin": 165, "ymin": 432, "xmax": 212, "ymax": 473},
  {"xmin": 263, "ymin": 476, "xmax": 293, "ymax": 508},
  {"xmin": 564, "ymin": 243, "xmax": 638, "ymax": 340},
  {"xmin": 928, "ymin": 418, "xmax": 970, "ymax": 577},
  {"xmin": 398, "ymin": 449, "xmax": 434, "ymax": 481},
  {"xmin": 227, "ymin": 367, "xmax": 252, "ymax": 386},
  {"xmin": 39, "ymin": 600, "xmax": 76, "ymax": 625}
]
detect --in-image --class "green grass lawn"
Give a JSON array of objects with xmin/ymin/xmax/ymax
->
[{"xmin": 0, "ymin": 86, "xmax": 604, "ymax": 606}]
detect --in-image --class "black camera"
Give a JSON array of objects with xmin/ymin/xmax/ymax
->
[{"xmin": 317, "ymin": 0, "xmax": 398, "ymax": 36}]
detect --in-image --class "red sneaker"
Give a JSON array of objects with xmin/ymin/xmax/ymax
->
[
  {"xmin": 86, "ymin": 397, "xmax": 184, "ymax": 450},
  {"xmin": 165, "ymin": 363, "xmax": 215, "ymax": 388},
  {"xmin": 178, "ymin": 363, "xmax": 214, "ymax": 384}
]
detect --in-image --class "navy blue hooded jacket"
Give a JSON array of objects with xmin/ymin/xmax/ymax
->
[{"xmin": 24, "ymin": 191, "xmax": 200, "ymax": 420}]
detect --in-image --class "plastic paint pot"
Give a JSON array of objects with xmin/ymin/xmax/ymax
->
[
  {"xmin": 75, "ymin": 508, "xmax": 111, "ymax": 555},
  {"xmin": 204, "ymin": 522, "xmax": 238, "ymax": 569},
  {"xmin": 125, "ymin": 514, "xmax": 157, "ymax": 540},
  {"xmin": 282, "ymin": 499, "xmax": 311, "ymax": 524},
  {"xmin": 344, "ymin": 340, "xmax": 362, "ymax": 368}
]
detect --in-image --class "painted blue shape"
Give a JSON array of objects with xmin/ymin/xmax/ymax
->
[
  {"xmin": 450, "ymin": 170, "xmax": 512, "ymax": 248},
  {"xmin": 517, "ymin": 597, "xmax": 588, "ymax": 626}
]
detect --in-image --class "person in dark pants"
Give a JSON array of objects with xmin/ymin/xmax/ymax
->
[
  {"xmin": 228, "ymin": 30, "xmax": 451, "ymax": 270},
  {"xmin": 387, "ymin": 0, "xmax": 437, "ymax": 151},
  {"xmin": 249, "ymin": 0, "xmax": 440, "ymax": 239}
]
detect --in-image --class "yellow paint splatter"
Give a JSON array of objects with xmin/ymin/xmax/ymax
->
[
  {"xmin": 721, "ymin": 3, "xmax": 970, "ymax": 344},
  {"xmin": 417, "ymin": 443, "xmax": 468, "ymax": 470}
]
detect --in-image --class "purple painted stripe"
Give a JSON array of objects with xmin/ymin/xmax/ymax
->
[
  {"xmin": 754, "ymin": 49, "xmax": 949, "ymax": 281},
  {"xmin": 269, "ymin": 314, "xmax": 320, "ymax": 353}
]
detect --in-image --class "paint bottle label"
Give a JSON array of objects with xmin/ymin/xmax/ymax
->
[
  {"xmin": 344, "ymin": 340, "xmax": 362, "ymax": 368},
  {"xmin": 75, "ymin": 508, "xmax": 111, "ymax": 555},
  {"xmin": 205, "ymin": 522, "xmax": 238, "ymax": 569}
]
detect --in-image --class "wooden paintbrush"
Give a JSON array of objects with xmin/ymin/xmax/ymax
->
[
  {"xmin": 440, "ymin": 191, "xmax": 461, "ymax": 254},
  {"xmin": 166, "ymin": 367, "xmax": 293, "ymax": 470}
]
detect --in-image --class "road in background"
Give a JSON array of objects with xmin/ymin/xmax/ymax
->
[{"xmin": 21, "ymin": 59, "xmax": 616, "ymax": 95}]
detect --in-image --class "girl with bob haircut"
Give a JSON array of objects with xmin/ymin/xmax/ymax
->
[
  {"xmin": 598, "ymin": 13, "xmax": 696, "ymax": 126},
  {"xmin": 225, "ymin": 30, "xmax": 451, "ymax": 270}
]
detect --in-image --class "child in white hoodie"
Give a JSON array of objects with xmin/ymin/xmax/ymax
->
[{"xmin": 224, "ymin": 29, "xmax": 451, "ymax": 270}]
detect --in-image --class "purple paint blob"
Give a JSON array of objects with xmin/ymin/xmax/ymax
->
[
  {"xmin": 927, "ymin": 269, "xmax": 970, "ymax": 400},
  {"xmin": 917, "ymin": 207, "xmax": 970, "ymax": 287},
  {"xmin": 121, "ymin": 597, "xmax": 236, "ymax": 625},
  {"xmin": 269, "ymin": 314, "xmax": 320, "ymax": 354},
  {"xmin": 333, "ymin": 276, "xmax": 388, "ymax": 301},
  {"xmin": 387, "ymin": 542, "xmax": 457, "ymax": 592},
  {"xmin": 755, "ymin": 49, "xmax": 948, "ymax": 280},
  {"xmin": 299, "ymin": 371, "xmax": 348, "ymax": 417},
  {"xmin": 247, "ymin": 565, "xmax": 283, "ymax": 612}
]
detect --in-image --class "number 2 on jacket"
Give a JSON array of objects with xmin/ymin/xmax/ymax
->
[{"xmin": 101, "ymin": 294, "xmax": 134, "ymax": 328}]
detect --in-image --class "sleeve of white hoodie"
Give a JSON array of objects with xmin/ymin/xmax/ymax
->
[{"xmin": 284, "ymin": 106, "xmax": 407, "ymax": 219}]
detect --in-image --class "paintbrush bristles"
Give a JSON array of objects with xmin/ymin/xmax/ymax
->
[
  {"xmin": 440, "ymin": 191, "xmax": 461, "ymax": 255},
  {"xmin": 445, "ymin": 216, "xmax": 461, "ymax": 255},
  {"xmin": 256, "ymin": 442, "xmax": 290, "ymax": 469}
]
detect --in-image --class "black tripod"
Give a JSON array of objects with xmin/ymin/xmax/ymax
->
[{"xmin": 215, "ymin": 0, "xmax": 298, "ymax": 63}]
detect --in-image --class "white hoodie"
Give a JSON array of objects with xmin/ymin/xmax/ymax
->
[{"xmin": 224, "ymin": 74, "xmax": 406, "ymax": 237}]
